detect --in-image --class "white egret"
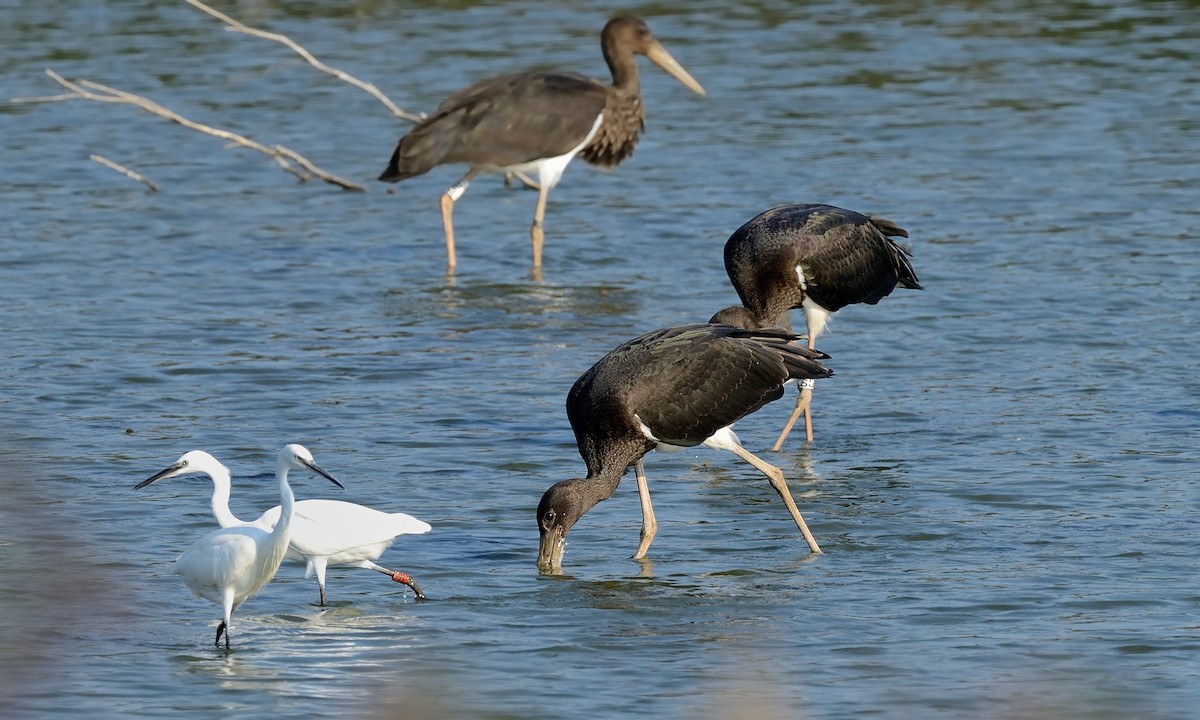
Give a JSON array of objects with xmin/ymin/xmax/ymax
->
[
  {"xmin": 143, "ymin": 444, "xmax": 343, "ymax": 648},
  {"xmin": 136, "ymin": 449, "xmax": 431, "ymax": 605}
]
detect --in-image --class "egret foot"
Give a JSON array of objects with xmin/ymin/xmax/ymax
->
[{"xmin": 390, "ymin": 571, "xmax": 427, "ymax": 601}]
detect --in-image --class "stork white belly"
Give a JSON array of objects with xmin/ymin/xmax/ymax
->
[
  {"xmin": 475, "ymin": 112, "xmax": 605, "ymax": 192},
  {"xmin": 635, "ymin": 415, "xmax": 743, "ymax": 453},
  {"xmin": 796, "ymin": 264, "xmax": 833, "ymax": 342}
]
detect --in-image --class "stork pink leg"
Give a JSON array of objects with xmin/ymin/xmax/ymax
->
[
  {"xmin": 441, "ymin": 170, "xmax": 479, "ymax": 275},
  {"xmin": 631, "ymin": 459, "xmax": 658, "ymax": 560},
  {"xmin": 728, "ymin": 444, "xmax": 822, "ymax": 554},
  {"xmin": 439, "ymin": 193, "xmax": 457, "ymax": 274},
  {"xmin": 531, "ymin": 183, "xmax": 550, "ymax": 270}
]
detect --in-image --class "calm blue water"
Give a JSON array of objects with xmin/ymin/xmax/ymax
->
[{"xmin": 2, "ymin": 1, "xmax": 1198, "ymax": 718}]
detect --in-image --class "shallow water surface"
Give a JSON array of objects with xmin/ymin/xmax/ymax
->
[{"xmin": 1, "ymin": 1, "xmax": 1198, "ymax": 718}]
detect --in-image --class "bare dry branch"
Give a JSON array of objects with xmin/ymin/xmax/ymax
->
[
  {"xmin": 271, "ymin": 144, "xmax": 361, "ymax": 189},
  {"xmin": 90, "ymin": 154, "xmax": 160, "ymax": 191},
  {"xmin": 9, "ymin": 93, "xmax": 81, "ymax": 104},
  {"xmin": 185, "ymin": 0, "xmax": 424, "ymax": 124},
  {"xmin": 44, "ymin": 69, "xmax": 365, "ymax": 191},
  {"xmin": 47, "ymin": 69, "xmax": 305, "ymax": 178}
]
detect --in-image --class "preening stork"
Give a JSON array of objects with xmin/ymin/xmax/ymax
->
[{"xmin": 710, "ymin": 203, "xmax": 922, "ymax": 447}]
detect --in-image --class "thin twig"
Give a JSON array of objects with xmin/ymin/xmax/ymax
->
[
  {"xmin": 9, "ymin": 93, "xmax": 81, "ymax": 104},
  {"xmin": 90, "ymin": 154, "xmax": 160, "ymax": 191},
  {"xmin": 185, "ymin": 0, "xmax": 424, "ymax": 123},
  {"xmin": 44, "ymin": 69, "xmax": 365, "ymax": 191},
  {"xmin": 47, "ymin": 70, "xmax": 305, "ymax": 180},
  {"xmin": 271, "ymin": 144, "xmax": 360, "ymax": 189}
]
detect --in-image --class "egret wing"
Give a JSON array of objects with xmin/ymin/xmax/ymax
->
[{"xmin": 255, "ymin": 499, "xmax": 430, "ymax": 557}]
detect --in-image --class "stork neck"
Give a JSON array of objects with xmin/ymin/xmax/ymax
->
[
  {"xmin": 581, "ymin": 467, "xmax": 624, "ymax": 511},
  {"xmin": 742, "ymin": 303, "xmax": 791, "ymax": 331},
  {"xmin": 603, "ymin": 43, "xmax": 641, "ymax": 93},
  {"xmin": 553, "ymin": 466, "xmax": 625, "ymax": 525},
  {"xmin": 711, "ymin": 304, "xmax": 772, "ymax": 331}
]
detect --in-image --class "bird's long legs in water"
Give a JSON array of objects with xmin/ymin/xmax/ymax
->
[
  {"xmin": 440, "ymin": 168, "xmax": 547, "ymax": 278},
  {"xmin": 772, "ymin": 336, "xmax": 817, "ymax": 449},
  {"xmin": 312, "ymin": 564, "xmax": 427, "ymax": 605},
  {"xmin": 439, "ymin": 169, "xmax": 479, "ymax": 275},
  {"xmin": 214, "ymin": 591, "xmax": 235, "ymax": 649},
  {"xmin": 367, "ymin": 563, "xmax": 427, "ymax": 601},
  {"xmin": 632, "ymin": 459, "xmax": 658, "ymax": 560},
  {"xmin": 530, "ymin": 181, "xmax": 550, "ymax": 273},
  {"xmin": 727, "ymin": 444, "xmax": 822, "ymax": 554}
]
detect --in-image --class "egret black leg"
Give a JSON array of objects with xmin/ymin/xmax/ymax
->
[
  {"xmin": 215, "ymin": 621, "xmax": 229, "ymax": 649},
  {"xmin": 392, "ymin": 572, "xmax": 426, "ymax": 601},
  {"xmin": 368, "ymin": 563, "xmax": 427, "ymax": 601}
]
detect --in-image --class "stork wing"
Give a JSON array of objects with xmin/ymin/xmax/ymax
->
[{"xmin": 405, "ymin": 72, "xmax": 609, "ymax": 169}]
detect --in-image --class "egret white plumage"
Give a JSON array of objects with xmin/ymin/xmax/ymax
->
[
  {"xmin": 139, "ymin": 444, "xmax": 342, "ymax": 648},
  {"xmin": 136, "ymin": 449, "xmax": 431, "ymax": 605}
]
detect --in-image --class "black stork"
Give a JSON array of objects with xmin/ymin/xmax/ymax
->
[
  {"xmin": 379, "ymin": 16, "xmax": 705, "ymax": 276},
  {"xmin": 710, "ymin": 203, "xmax": 922, "ymax": 448},
  {"xmin": 536, "ymin": 324, "xmax": 833, "ymax": 571}
]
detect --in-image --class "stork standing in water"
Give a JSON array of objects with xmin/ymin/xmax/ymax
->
[
  {"xmin": 711, "ymin": 204, "xmax": 922, "ymax": 447},
  {"xmin": 136, "ymin": 450, "xmax": 430, "ymax": 605},
  {"xmin": 379, "ymin": 16, "xmax": 705, "ymax": 276},
  {"xmin": 536, "ymin": 324, "xmax": 833, "ymax": 571}
]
